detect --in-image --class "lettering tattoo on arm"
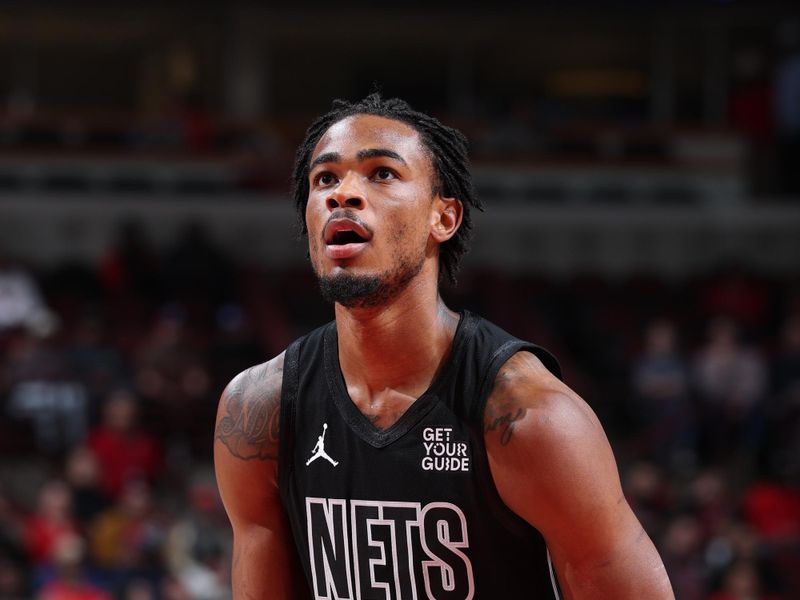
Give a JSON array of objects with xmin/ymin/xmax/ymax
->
[
  {"xmin": 215, "ymin": 362, "xmax": 282, "ymax": 460},
  {"xmin": 484, "ymin": 355, "xmax": 528, "ymax": 446},
  {"xmin": 484, "ymin": 403, "xmax": 525, "ymax": 446}
]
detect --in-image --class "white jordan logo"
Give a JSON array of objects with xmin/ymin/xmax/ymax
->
[{"xmin": 306, "ymin": 423, "xmax": 339, "ymax": 467}]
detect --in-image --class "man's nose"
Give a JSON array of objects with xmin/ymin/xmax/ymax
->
[{"xmin": 327, "ymin": 172, "xmax": 365, "ymax": 210}]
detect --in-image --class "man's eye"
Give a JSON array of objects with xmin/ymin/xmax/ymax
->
[
  {"xmin": 315, "ymin": 172, "xmax": 337, "ymax": 186},
  {"xmin": 373, "ymin": 167, "xmax": 396, "ymax": 181}
]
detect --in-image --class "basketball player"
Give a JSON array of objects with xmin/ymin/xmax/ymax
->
[{"xmin": 214, "ymin": 95, "xmax": 675, "ymax": 599}]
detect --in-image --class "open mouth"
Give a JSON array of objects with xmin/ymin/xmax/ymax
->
[
  {"xmin": 328, "ymin": 229, "xmax": 368, "ymax": 246},
  {"xmin": 323, "ymin": 219, "xmax": 372, "ymax": 259},
  {"xmin": 324, "ymin": 218, "xmax": 372, "ymax": 246}
]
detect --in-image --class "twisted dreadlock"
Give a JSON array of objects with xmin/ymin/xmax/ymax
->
[{"xmin": 291, "ymin": 93, "xmax": 483, "ymax": 285}]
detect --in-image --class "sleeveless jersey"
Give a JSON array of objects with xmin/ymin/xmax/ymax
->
[{"xmin": 278, "ymin": 311, "xmax": 564, "ymax": 600}]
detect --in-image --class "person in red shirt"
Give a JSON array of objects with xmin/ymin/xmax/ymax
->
[
  {"xmin": 86, "ymin": 390, "xmax": 161, "ymax": 500},
  {"xmin": 24, "ymin": 480, "xmax": 78, "ymax": 567}
]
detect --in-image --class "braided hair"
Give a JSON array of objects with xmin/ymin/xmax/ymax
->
[{"xmin": 291, "ymin": 93, "xmax": 482, "ymax": 285}]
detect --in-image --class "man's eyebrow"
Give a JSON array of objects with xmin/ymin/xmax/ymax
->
[
  {"xmin": 309, "ymin": 152, "xmax": 341, "ymax": 171},
  {"xmin": 356, "ymin": 148, "xmax": 408, "ymax": 166},
  {"xmin": 309, "ymin": 148, "xmax": 408, "ymax": 171}
]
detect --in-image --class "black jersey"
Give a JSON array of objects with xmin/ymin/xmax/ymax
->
[{"xmin": 278, "ymin": 311, "xmax": 564, "ymax": 600}]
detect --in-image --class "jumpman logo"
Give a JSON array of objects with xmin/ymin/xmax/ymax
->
[{"xmin": 306, "ymin": 423, "xmax": 339, "ymax": 467}]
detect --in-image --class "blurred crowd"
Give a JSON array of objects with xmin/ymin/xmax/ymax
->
[
  {"xmin": 0, "ymin": 222, "xmax": 798, "ymax": 599},
  {"xmin": 2, "ymin": 26, "xmax": 800, "ymax": 202}
]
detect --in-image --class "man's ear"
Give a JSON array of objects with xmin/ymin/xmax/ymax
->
[{"xmin": 430, "ymin": 196, "xmax": 463, "ymax": 243}]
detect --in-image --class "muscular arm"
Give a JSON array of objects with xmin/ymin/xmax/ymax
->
[
  {"xmin": 214, "ymin": 353, "xmax": 309, "ymax": 600},
  {"xmin": 484, "ymin": 351, "xmax": 674, "ymax": 600}
]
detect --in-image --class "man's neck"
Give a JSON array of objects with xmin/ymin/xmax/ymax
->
[{"xmin": 334, "ymin": 276, "xmax": 460, "ymax": 404}]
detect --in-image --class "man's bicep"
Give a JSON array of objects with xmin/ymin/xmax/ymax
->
[
  {"xmin": 215, "ymin": 430, "xmax": 304, "ymax": 598},
  {"xmin": 214, "ymin": 355, "xmax": 308, "ymax": 598},
  {"xmin": 215, "ymin": 432, "xmax": 306, "ymax": 598},
  {"xmin": 229, "ymin": 501, "xmax": 308, "ymax": 599}
]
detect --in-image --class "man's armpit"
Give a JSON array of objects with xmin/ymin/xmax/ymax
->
[{"xmin": 215, "ymin": 360, "xmax": 283, "ymax": 461}]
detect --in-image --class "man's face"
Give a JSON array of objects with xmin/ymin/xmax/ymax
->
[{"xmin": 305, "ymin": 114, "xmax": 440, "ymax": 308}]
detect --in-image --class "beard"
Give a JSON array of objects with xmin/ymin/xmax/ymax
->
[{"xmin": 316, "ymin": 253, "xmax": 425, "ymax": 309}]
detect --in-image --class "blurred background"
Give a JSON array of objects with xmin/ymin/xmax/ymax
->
[{"xmin": 0, "ymin": 1, "xmax": 799, "ymax": 599}]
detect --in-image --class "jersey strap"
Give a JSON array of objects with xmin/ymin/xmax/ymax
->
[{"xmin": 278, "ymin": 336, "xmax": 303, "ymax": 505}]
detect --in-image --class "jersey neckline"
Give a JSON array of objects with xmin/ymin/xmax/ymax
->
[{"xmin": 323, "ymin": 310, "xmax": 476, "ymax": 448}]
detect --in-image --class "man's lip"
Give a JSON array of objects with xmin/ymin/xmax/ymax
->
[
  {"xmin": 325, "ymin": 242, "xmax": 368, "ymax": 260},
  {"xmin": 323, "ymin": 218, "xmax": 372, "ymax": 244}
]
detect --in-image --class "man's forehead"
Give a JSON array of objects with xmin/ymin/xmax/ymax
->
[{"xmin": 310, "ymin": 114, "xmax": 426, "ymax": 163}]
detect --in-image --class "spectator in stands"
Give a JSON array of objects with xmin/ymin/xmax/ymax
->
[
  {"xmin": 742, "ymin": 476, "xmax": 800, "ymax": 594},
  {"xmin": 99, "ymin": 220, "xmax": 162, "ymax": 304},
  {"xmin": 693, "ymin": 317, "xmax": 767, "ymax": 465},
  {"xmin": 134, "ymin": 304, "xmax": 211, "ymax": 445},
  {"xmin": 64, "ymin": 447, "xmax": 109, "ymax": 530},
  {"xmin": 37, "ymin": 536, "xmax": 111, "ymax": 600},
  {"xmin": 86, "ymin": 390, "xmax": 161, "ymax": 500},
  {"xmin": 687, "ymin": 470, "xmax": 732, "ymax": 541},
  {"xmin": 160, "ymin": 575, "xmax": 191, "ymax": 600},
  {"xmin": 704, "ymin": 521, "xmax": 764, "ymax": 594},
  {"xmin": 661, "ymin": 515, "xmax": 707, "ymax": 600},
  {"xmin": 709, "ymin": 560, "xmax": 781, "ymax": 600},
  {"xmin": 3, "ymin": 328, "xmax": 90, "ymax": 453},
  {"xmin": 24, "ymin": 481, "xmax": 78, "ymax": 571},
  {"xmin": 743, "ymin": 479, "xmax": 800, "ymax": 544},
  {"xmin": 87, "ymin": 480, "xmax": 167, "ymax": 591},
  {"xmin": 622, "ymin": 461, "xmax": 672, "ymax": 540},
  {"xmin": 65, "ymin": 315, "xmax": 127, "ymax": 406},
  {"xmin": 165, "ymin": 483, "xmax": 231, "ymax": 600},
  {"xmin": 631, "ymin": 319, "xmax": 694, "ymax": 467}
]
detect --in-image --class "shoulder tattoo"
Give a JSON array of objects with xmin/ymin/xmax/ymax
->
[
  {"xmin": 215, "ymin": 359, "xmax": 282, "ymax": 461},
  {"xmin": 484, "ymin": 397, "xmax": 525, "ymax": 446},
  {"xmin": 483, "ymin": 353, "xmax": 529, "ymax": 446}
]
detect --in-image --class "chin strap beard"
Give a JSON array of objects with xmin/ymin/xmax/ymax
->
[
  {"xmin": 317, "ymin": 253, "xmax": 425, "ymax": 309},
  {"xmin": 318, "ymin": 272, "xmax": 383, "ymax": 308}
]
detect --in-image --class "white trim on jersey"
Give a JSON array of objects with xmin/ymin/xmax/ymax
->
[{"xmin": 546, "ymin": 548, "xmax": 562, "ymax": 600}]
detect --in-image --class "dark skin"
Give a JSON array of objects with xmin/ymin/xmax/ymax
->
[{"xmin": 215, "ymin": 114, "xmax": 675, "ymax": 599}]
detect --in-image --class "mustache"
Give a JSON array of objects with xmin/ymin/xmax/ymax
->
[{"xmin": 321, "ymin": 209, "xmax": 374, "ymax": 241}]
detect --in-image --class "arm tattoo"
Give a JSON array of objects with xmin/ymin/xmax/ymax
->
[
  {"xmin": 484, "ymin": 403, "xmax": 525, "ymax": 446},
  {"xmin": 484, "ymin": 356, "xmax": 527, "ymax": 445},
  {"xmin": 215, "ymin": 362, "xmax": 282, "ymax": 460}
]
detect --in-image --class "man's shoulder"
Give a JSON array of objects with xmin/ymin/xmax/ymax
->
[
  {"xmin": 229, "ymin": 352, "xmax": 287, "ymax": 396},
  {"xmin": 482, "ymin": 350, "xmax": 618, "ymax": 534},
  {"xmin": 214, "ymin": 352, "xmax": 286, "ymax": 461},
  {"xmin": 484, "ymin": 350, "xmax": 599, "ymax": 449}
]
